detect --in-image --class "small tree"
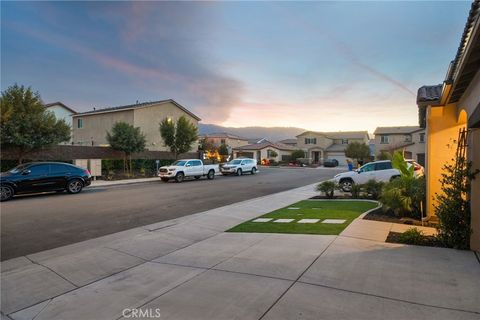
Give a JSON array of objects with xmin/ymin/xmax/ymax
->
[
  {"xmin": 218, "ymin": 144, "xmax": 229, "ymax": 162},
  {"xmin": 377, "ymin": 151, "xmax": 392, "ymax": 161},
  {"xmin": 345, "ymin": 142, "xmax": 370, "ymax": 164},
  {"xmin": 268, "ymin": 150, "xmax": 278, "ymax": 159},
  {"xmin": 316, "ymin": 181, "xmax": 338, "ymax": 199},
  {"xmin": 106, "ymin": 122, "xmax": 146, "ymax": 175},
  {"xmin": 159, "ymin": 116, "xmax": 198, "ymax": 159},
  {"xmin": 1, "ymin": 84, "xmax": 70, "ymax": 163},
  {"xmin": 291, "ymin": 149, "xmax": 305, "ymax": 162}
]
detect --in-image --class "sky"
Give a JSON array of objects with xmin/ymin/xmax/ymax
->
[{"xmin": 1, "ymin": 1, "xmax": 472, "ymax": 133}]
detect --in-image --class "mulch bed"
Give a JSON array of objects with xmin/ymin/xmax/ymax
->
[
  {"xmin": 364, "ymin": 211, "xmax": 437, "ymax": 227},
  {"xmin": 386, "ymin": 232, "xmax": 443, "ymax": 247}
]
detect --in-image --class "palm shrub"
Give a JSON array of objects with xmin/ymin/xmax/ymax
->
[
  {"xmin": 350, "ymin": 183, "xmax": 363, "ymax": 199},
  {"xmin": 435, "ymin": 157, "xmax": 479, "ymax": 249},
  {"xmin": 364, "ymin": 179, "xmax": 384, "ymax": 200},
  {"xmin": 316, "ymin": 181, "xmax": 337, "ymax": 199}
]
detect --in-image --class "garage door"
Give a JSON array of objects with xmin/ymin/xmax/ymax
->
[{"xmin": 327, "ymin": 153, "xmax": 347, "ymax": 166}]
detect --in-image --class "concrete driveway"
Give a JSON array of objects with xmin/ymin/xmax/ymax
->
[{"xmin": 2, "ymin": 182, "xmax": 479, "ymax": 320}]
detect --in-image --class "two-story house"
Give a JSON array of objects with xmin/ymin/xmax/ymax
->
[
  {"xmin": 296, "ymin": 131, "xmax": 370, "ymax": 165},
  {"xmin": 44, "ymin": 102, "xmax": 77, "ymax": 144},
  {"xmin": 72, "ymin": 99, "xmax": 201, "ymax": 151},
  {"xmin": 373, "ymin": 126, "xmax": 426, "ymax": 165}
]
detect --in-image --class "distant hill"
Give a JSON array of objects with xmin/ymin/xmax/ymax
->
[{"xmin": 198, "ymin": 123, "xmax": 306, "ymax": 142}]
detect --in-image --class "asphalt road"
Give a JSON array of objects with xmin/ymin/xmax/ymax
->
[{"xmin": 0, "ymin": 167, "xmax": 343, "ymax": 260}]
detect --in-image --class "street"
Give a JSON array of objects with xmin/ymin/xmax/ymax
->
[{"xmin": 0, "ymin": 167, "xmax": 342, "ymax": 260}]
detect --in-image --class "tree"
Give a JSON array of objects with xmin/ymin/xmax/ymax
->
[
  {"xmin": 291, "ymin": 149, "xmax": 305, "ymax": 162},
  {"xmin": 268, "ymin": 150, "xmax": 278, "ymax": 159},
  {"xmin": 1, "ymin": 84, "xmax": 71, "ymax": 163},
  {"xmin": 106, "ymin": 122, "xmax": 146, "ymax": 175},
  {"xmin": 159, "ymin": 116, "xmax": 198, "ymax": 159},
  {"xmin": 345, "ymin": 142, "xmax": 370, "ymax": 163},
  {"xmin": 377, "ymin": 151, "xmax": 392, "ymax": 160}
]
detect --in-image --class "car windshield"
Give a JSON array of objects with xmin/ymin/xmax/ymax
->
[
  {"xmin": 229, "ymin": 160, "xmax": 242, "ymax": 165},
  {"xmin": 8, "ymin": 164, "xmax": 29, "ymax": 174},
  {"xmin": 172, "ymin": 160, "xmax": 187, "ymax": 166}
]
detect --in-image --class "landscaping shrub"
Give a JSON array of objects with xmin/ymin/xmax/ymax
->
[
  {"xmin": 364, "ymin": 179, "xmax": 384, "ymax": 199},
  {"xmin": 397, "ymin": 228, "xmax": 425, "ymax": 245},
  {"xmin": 381, "ymin": 176, "xmax": 425, "ymax": 219},
  {"xmin": 316, "ymin": 181, "xmax": 338, "ymax": 199},
  {"xmin": 349, "ymin": 183, "xmax": 363, "ymax": 199},
  {"xmin": 435, "ymin": 157, "xmax": 479, "ymax": 249}
]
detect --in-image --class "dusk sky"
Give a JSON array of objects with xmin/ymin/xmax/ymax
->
[{"xmin": 1, "ymin": 1, "xmax": 472, "ymax": 133}]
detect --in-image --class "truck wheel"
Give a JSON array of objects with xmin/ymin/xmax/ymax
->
[
  {"xmin": 194, "ymin": 176, "xmax": 201, "ymax": 180},
  {"xmin": 161, "ymin": 178, "xmax": 169, "ymax": 183},
  {"xmin": 175, "ymin": 172, "xmax": 184, "ymax": 183},
  {"xmin": 340, "ymin": 179, "xmax": 353, "ymax": 192},
  {"xmin": 251, "ymin": 167, "xmax": 257, "ymax": 175},
  {"xmin": 236, "ymin": 168, "xmax": 243, "ymax": 176},
  {"xmin": 207, "ymin": 170, "xmax": 215, "ymax": 180}
]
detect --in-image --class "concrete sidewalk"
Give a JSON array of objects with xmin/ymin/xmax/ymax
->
[
  {"xmin": 90, "ymin": 177, "xmax": 159, "ymax": 188},
  {"xmin": 2, "ymin": 183, "xmax": 479, "ymax": 320}
]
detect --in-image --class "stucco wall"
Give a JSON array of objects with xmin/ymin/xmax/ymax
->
[
  {"xmin": 72, "ymin": 110, "xmax": 134, "ymax": 146},
  {"xmin": 296, "ymin": 133, "xmax": 333, "ymax": 150},
  {"xmin": 234, "ymin": 148, "xmax": 291, "ymax": 162},
  {"xmin": 46, "ymin": 105, "xmax": 75, "ymax": 144},
  {"xmin": 133, "ymin": 102, "xmax": 199, "ymax": 152},
  {"xmin": 374, "ymin": 131, "xmax": 425, "ymax": 161},
  {"xmin": 204, "ymin": 137, "xmax": 249, "ymax": 149}
]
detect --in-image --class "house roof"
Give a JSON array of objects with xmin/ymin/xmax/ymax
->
[
  {"xmin": 296, "ymin": 131, "xmax": 368, "ymax": 140},
  {"xmin": 199, "ymin": 132, "xmax": 249, "ymax": 140},
  {"xmin": 374, "ymin": 126, "xmax": 423, "ymax": 135},
  {"xmin": 278, "ymin": 138, "xmax": 297, "ymax": 145},
  {"xmin": 233, "ymin": 140, "xmax": 296, "ymax": 151},
  {"xmin": 44, "ymin": 102, "xmax": 77, "ymax": 114},
  {"xmin": 416, "ymin": 85, "xmax": 443, "ymax": 105},
  {"xmin": 73, "ymin": 99, "xmax": 201, "ymax": 121},
  {"xmin": 325, "ymin": 144, "xmax": 348, "ymax": 152}
]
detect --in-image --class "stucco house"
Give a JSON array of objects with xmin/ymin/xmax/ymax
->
[
  {"xmin": 296, "ymin": 131, "xmax": 370, "ymax": 165},
  {"xmin": 72, "ymin": 99, "xmax": 200, "ymax": 151},
  {"xmin": 198, "ymin": 133, "xmax": 249, "ymax": 149},
  {"xmin": 233, "ymin": 141, "xmax": 296, "ymax": 163},
  {"xmin": 416, "ymin": 0, "xmax": 479, "ymax": 250},
  {"xmin": 278, "ymin": 138, "xmax": 298, "ymax": 147},
  {"xmin": 373, "ymin": 126, "xmax": 426, "ymax": 165},
  {"xmin": 45, "ymin": 102, "xmax": 77, "ymax": 144}
]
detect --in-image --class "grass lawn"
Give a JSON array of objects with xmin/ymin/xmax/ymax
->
[{"xmin": 227, "ymin": 200, "xmax": 378, "ymax": 235}]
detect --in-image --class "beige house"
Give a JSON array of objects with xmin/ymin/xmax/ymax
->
[
  {"xmin": 373, "ymin": 126, "xmax": 426, "ymax": 165},
  {"xmin": 198, "ymin": 133, "xmax": 249, "ymax": 149},
  {"xmin": 44, "ymin": 102, "xmax": 77, "ymax": 144},
  {"xmin": 296, "ymin": 131, "xmax": 369, "ymax": 165},
  {"xmin": 278, "ymin": 138, "xmax": 298, "ymax": 147},
  {"xmin": 72, "ymin": 99, "xmax": 201, "ymax": 151},
  {"xmin": 233, "ymin": 141, "xmax": 296, "ymax": 163}
]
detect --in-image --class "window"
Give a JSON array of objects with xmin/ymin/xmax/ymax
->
[
  {"xmin": 419, "ymin": 133, "xmax": 425, "ymax": 143},
  {"xmin": 360, "ymin": 163, "xmax": 375, "ymax": 172},
  {"xmin": 50, "ymin": 164, "xmax": 70, "ymax": 174},
  {"xmin": 375, "ymin": 162, "xmax": 392, "ymax": 171},
  {"xmin": 77, "ymin": 118, "xmax": 83, "ymax": 129},
  {"xmin": 342, "ymin": 139, "xmax": 348, "ymax": 144},
  {"xmin": 29, "ymin": 165, "xmax": 49, "ymax": 175},
  {"xmin": 304, "ymin": 138, "xmax": 317, "ymax": 145},
  {"xmin": 380, "ymin": 135, "xmax": 389, "ymax": 144},
  {"xmin": 191, "ymin": 160, "xmax": 202, "ymax": 166},
  {"xmin": 220, "ymin": 139, "xmax": 226, "ymax": 145},
  {"xmin": 404, "ymin": 135, "xmax": 412, "ymax": 142}
]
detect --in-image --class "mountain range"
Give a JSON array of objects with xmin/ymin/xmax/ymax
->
[{"xmin": 198, "ymin": 124, "xmax": 307, "ymax": 142}]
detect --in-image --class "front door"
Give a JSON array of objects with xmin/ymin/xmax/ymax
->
[
  {"xmin": 417, "ymin": 153, "xmax": 425, "ymax": 167},
  {"xmin": 313, "ymin": 151, "xmax": 320, "ymax": 163}
]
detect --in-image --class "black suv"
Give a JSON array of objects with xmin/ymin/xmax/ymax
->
[{"xmin": 0, "ymin": 162, "xmax": 92, "ymax": 201}]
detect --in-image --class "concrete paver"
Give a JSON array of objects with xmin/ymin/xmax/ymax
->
[
  {"xmin": 215, "ymin": 234, "xmax": 335, "ymax": 280},
  {"xmin": 263, "ymin": 282, "xmax": 479, "ymax": 320},
  {"xmin": 155, "ymin": 232, "xmax": 267, "ymax": 268},
  {"xmin": 339, "ymin": 218, "xmax": 392, "ymax": 241},
  {"xmin": 10, "ymin": 262, "xmax": 204, "ymax": 320},
  {"xmin": 301, "ymin": 236, "xmax": 480, "ymax": 313},
  {"xmin": 1, "ymin": 263, "xmax": 76, "ymax": 315},
  {"xmin": 123, "ymin": 269, "xmax": 292, "ymax": 320}
]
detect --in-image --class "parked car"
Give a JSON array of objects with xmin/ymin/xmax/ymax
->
[
  {"xmin": 323, "ymin": 159, "xmax": 339, "ymax": 167},
  {"xmin": 405, "ymin": 159, "xmax": 425, "ymax": 177},
  {"xmin": 333, "ymin": 160, "xmax": 403, "ymax": 192},
  {"xmin": 158, "ymin": 159, "xmax": 219, "ymax": 183},
  {"xmin": 0, "ymin": 162, "xmax": 92, "ymax": 201},
  {"xmin": 220, "ymin": 158, "xmax": 258, "ymax": 176}
]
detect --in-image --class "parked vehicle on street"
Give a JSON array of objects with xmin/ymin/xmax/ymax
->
[
  {"xmin": 334, "ymin": 160, "xmax": 404, "ymax": 192},
  {"xmin": 0, "ymin": 162, "xmax": 92, "ymax": 201},
  {"xmin": 323, "ymin": 159, "xmax": 339, "ymax": 167},
  {"xmin": 158, "ymin": 159, "xmax": 219, "ymax": 183},
  {"xmin": 220, "ymin": 158, "xmax": 258, "ymax": 176},
  {"xmin": 405, "ymin": 159, "xmax": 425, "ymax": 177}
]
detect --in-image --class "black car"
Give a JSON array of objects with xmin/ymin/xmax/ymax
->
[
  {"xmin": 0, "ymin": 162, "xmax": 92, "ymax": 201},
  {"xmin": 323, "ymin": 159, "xmax": 339, "ymax": 167}
]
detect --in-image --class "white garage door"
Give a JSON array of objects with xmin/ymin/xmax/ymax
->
[{"xmin": 327, "ymin": 153, "xmax": 347, "ymax": 166}]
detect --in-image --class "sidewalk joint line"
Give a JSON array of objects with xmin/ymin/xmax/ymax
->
[
  {"xmin": 297, "ymin": 280, "xmax": 480, "ymax": 315},
  {"xmin": 24, "ymin": 256, "xmax": 79, "ymax": 288},
  {"xmin": 258, "ymin": 235, "xmax": 338, "ymax": 320}
]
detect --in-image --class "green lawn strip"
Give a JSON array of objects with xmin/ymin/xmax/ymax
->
[{"xmin": 227, "ymin": 200, "xmax": 378, "ymax": 235}]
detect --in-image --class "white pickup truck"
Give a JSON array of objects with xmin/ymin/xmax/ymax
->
[{"xmin": 158, "ymin": 159, "xmax": 219, "ymax": 183}]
